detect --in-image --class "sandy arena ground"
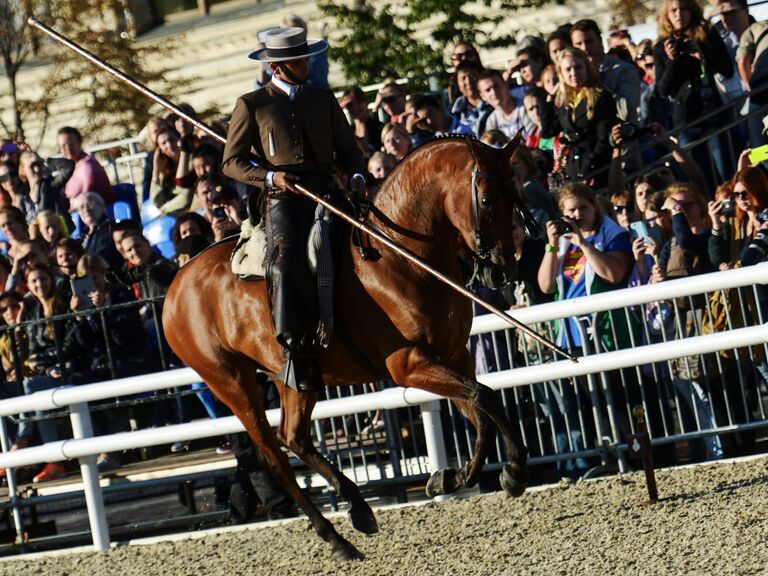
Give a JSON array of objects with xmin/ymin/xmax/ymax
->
[{"xmin": 1, "ymin": 456, "xmax": 766, "ymax": 576}]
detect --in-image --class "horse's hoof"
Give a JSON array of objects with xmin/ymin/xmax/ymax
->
[
  {"xmin": 332, "ymin": 541, "xmax": 364, "ymax": 562},
  {"xmin": 500, "ymin": 463, "xmax": 528, "ymax": 498},
  {"xmin": 425, "ymin": 467, "xmax": 458, "ymax": 498},
  {"xmin": 349, "ymin": 510, "xmax": 379, "ymax": 534}
]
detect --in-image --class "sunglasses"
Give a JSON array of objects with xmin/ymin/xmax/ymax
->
[
  {"xmin": 452, "ymin": 51, "xmax": 475, "ymax": 60},
  {"xmin": 380, "ymin": 95, "xmax": 398, "ymax": 105},
  {"xmin": 643, "ymin": 61, "xmax": 655, "ymax": 69},
  {"xmin": 612, "ymin": 204, "xmax": 629, "ymax": 213},
  {"xmin": 733, "ymin": 190, "xmax": 750, "ymax": 199},
  {"xmin": 0, "ymin": 304, "xmax": 20, "ymax": 313}
]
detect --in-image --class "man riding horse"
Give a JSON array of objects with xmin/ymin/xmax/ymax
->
[{"xmin": 222, "ymin": 27, "xmax": 367, "ymax": 393}]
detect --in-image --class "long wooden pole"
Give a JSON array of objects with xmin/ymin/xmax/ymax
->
[{"xmin": 28, "ymin": 17, "xmax": 577, "ymax": 362}]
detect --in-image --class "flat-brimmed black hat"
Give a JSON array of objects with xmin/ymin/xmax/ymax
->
[{"xmin": 248, "ymin": 27, "xmax": 328, "ymax": 63}]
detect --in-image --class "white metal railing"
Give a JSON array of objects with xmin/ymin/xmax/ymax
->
[
  {"xmin": 85, "ymin": 136, "xmax": 142, "ymax": 155},
  {"xmin": 0, "ymin": 264, "xmax": 766, "ymax": 551},
  {"xmin": 1, "ymin": 324, "xmax": 766, "ymax": 469},
  {"xmin": 471, "ymin": 261, "xmax": 768, "ymax": 335}
]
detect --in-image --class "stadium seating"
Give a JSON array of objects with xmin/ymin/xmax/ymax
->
[
  {"xmin": 108, "ymin": 201, "xmax": 133, "ymax": 223},
  {"xmin": 143, "ymin": 215, "xmax": 176, "ymax": 259},
  {"xmin": 154, "ymin": 240, "xmax": 176, "ymax": 260},
  {"xmin": 110, "ymin": 183, "xmax": 142, "ymax": 223}
]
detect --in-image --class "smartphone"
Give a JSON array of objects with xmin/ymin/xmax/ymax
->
[
  {"xmin": 212, "ymin": 206, "xmax": 227, "ymax": 220},
  {"xmin": 748, "ymin": 144, "xmax": 768, "ymax": 165},
  {"xmin": 630, "ymin": 221, "xmax": 662, "ymax": 246},
  {"xmin": 70, "ymin": 276, "xmax": 95, "ymax": 310}
]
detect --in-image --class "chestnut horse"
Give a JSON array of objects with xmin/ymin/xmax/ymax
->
[{"xmin": 162, "ymin": 137, "xmax": 529, "ymax": 561}]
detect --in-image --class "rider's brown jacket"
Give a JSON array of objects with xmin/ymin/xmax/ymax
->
[{"xmin": 222, "ymin": 82, "xmax": 365, "ymax": 188}]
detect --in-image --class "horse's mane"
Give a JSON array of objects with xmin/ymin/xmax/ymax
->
[
  {"xmin": 376, "ymin": 135, "xmax": 484, "ymax": 200},
  {"xmin": 376, "ymin": 133, "xmax": 540, "ymax": 239},
  {"xmin": 393, "ymin": 134, "xmax": 483, "ymax": 169}
]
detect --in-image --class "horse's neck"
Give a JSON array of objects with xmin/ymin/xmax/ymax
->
[{"xmin": 372, "ymin": 147, "xmax": 463, "ymax": 261}]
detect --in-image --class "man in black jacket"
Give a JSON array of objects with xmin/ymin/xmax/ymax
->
[{"xmin": 74, "ymin": 192, "xmax": 123, "ymax": 270}]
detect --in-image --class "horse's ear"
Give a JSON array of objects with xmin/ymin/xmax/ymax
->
[{"xmin": 501, "ymin": 130, "xmax": 523, "ymax": 163}]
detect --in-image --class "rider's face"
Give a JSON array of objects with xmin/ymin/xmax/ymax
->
[{"xmin": 273, "ymin": 58, "xmax": 310, "ymax": 84}]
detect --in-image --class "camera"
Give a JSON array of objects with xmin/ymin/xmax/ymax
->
[
  {"xmin": 212, "ymin": 206, "xmax": 227, "ymax": 220},
  {"xmin": 508, "ymin": 59, "xmax": 529, "ymax": 74},
  {"xmin": 757, "ymin": 209, "xmax": 768, "ymax": 224},
  {"xmin": 553, "ymin": 217, "xmax": 573, "ymax": 235},
  {"xmin": 720, "ymin": 199, "xmax": 736, "ymax": 217},
  {"xmin": 617, "ymin": 122, "xmax": 655, "ymax": 144},
  {"xmin": 670, "ymin": 35, "xmax": 690, "ymax": 55}
]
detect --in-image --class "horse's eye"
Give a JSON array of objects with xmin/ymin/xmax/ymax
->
[{"xmin": 480, "ymin": 195, "xmax": 491, "ymax": 207}]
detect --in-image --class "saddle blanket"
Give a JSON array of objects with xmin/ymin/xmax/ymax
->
[
  {"xmin": 230, "ymin": 206, "xmax": 335, "ymax": 347},
  {"xmin": 231, "ymin": 219, "xmax": 267, "ymax": 278}
]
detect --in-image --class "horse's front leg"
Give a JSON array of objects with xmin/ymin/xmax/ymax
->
[
  {"xmin": 277, "ymin": 385, "xmax": 378, "ymax": 535},
  {"xmin": 425, "ymin": 397, "xmax": 495, "ymax": 497},
  {"xmin": 455, "ymin": 348, "xmax": 529, "ymax": 497},
  {"xmin": 388, "ymin": 347, "xmax": 528, "ymax": 498}
]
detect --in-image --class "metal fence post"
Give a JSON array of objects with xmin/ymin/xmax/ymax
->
[
  {"xmin": 0, "ymin": 417, "xmax": 25, "ymax": 541},
  {"xmin": 69, "ymin": 402, "xmax": 109, "ymax": 551},
  {"xmin": 420, "ymin": 400, "xmax": 449, "ymax": 500}
]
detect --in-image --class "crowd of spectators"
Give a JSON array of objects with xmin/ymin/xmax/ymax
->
[
  {"xmin": 0, "ymin": 0, "xmax": 767, "ymax": 487},
  {"xmin": 0, "ymin": 118, "xmax": 238, "ymax": 483},
  {"xmin": 325, "ymin": 0, "xmax": 768, "ymax": 473}
]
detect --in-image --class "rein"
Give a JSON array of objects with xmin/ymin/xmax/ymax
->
[{"xmin": 465, "ymin": 137, "xmax": 514, "ymax": 289}]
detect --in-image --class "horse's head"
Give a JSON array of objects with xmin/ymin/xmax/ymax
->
[{"xmin": 451, "ymin": 136, "xmax": 533, "ymax": 290}]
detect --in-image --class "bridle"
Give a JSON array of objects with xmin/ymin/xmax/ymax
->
[{"xmin": 464, "ymin": 137, "xmax": 516, "ymax": 289}]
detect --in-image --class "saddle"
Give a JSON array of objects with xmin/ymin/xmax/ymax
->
[{"xmin": 230, "ymin": 204, "xmax": 336, "ymax": 347}]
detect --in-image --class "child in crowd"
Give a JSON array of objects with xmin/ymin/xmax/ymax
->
[
  {"xmin": 30, "ymin": 210, "xmax": 67, "ymax": 256},
  {"xmin": 367, "ymin": 152, "xmax": 396, "ymax": 183}
]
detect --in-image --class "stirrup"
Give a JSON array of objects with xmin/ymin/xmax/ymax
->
[{"xmin": 278, "ymin": 353, "xmax": 324, "ymax": 392}]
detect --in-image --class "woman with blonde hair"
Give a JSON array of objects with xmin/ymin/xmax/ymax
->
[
  {"xmin": 654, "ymin": 0, "xmax": 734, "ymax": 184},
  {"xmin": 541, "ymin": 47, "xmax": 618, "ymax": 187},
  {"xmin": 29, "ymin": 210, "xmax": 68, "ymax": 256},
  {"xmin": 538, "ymin": 182, "xmax": 633, "ymax": 349},
  {"xmin": 536, "ymin": 182, "xmax": 634, "ymax": 474}
]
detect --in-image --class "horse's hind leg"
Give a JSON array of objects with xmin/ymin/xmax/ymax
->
[
  {"xmin": 390, "ymin": 347, "xmax": 528, "ymax": 498},
  {"xmin": 197, "ymin": 359, "xmax": 363, "ymax": 562},
  {"xmin": 277, "ymin": 386, "xmax": 378, "ymax": 535}
]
